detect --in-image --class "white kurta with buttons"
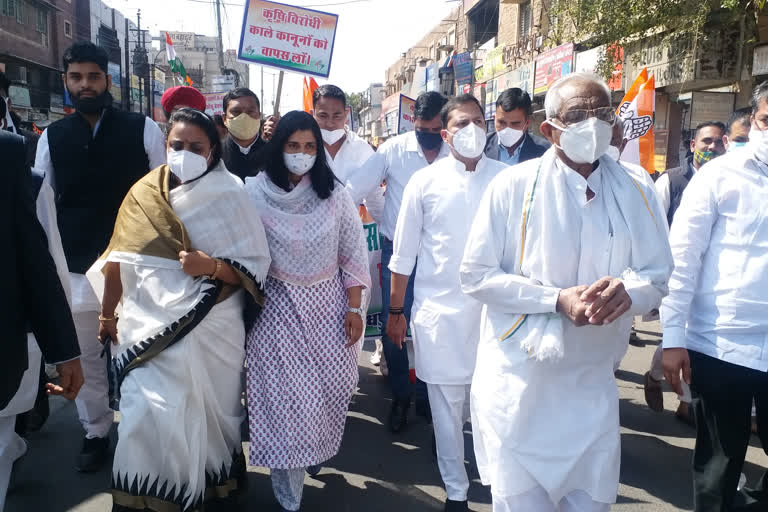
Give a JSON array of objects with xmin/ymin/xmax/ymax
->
[
  {"xmin": 460, "ymin": 153, "xmax": 672, "ymax": 505},
  {"xmin": 389, "ymin": 155, "xmax": 508, "ymax": 385}
]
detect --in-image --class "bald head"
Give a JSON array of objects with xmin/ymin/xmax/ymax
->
[{"xmin": 544, "ymin": 73, "xmax": 611, "ymax": 120}]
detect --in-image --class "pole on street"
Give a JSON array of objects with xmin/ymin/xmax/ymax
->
[
  {"xmin": 215, "ymin": 0, "xmax": 225, "ymax": 75},
  {"xmin": 273, "ymin": 71, "xmax": 284, "ymax": 116},
  {"xmin": 136, "ymin": 10, "xmax": 143, "ymax": 116},
  {"xmin": 124, "ymin": 18, "xmax": 130, "ymax": 111}
]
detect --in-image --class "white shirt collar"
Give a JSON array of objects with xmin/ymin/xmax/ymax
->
[
  {"xmin": 236, "ymin": 136, "xmax": 260, "ymax": 155},
  {"xmin": 404, "ymin": 130, "xmax": 450, "ymax": 159}
]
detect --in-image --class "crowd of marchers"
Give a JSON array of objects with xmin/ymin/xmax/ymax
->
[{"xmin": 2, "ymin": 39, "xmax": 768, "ymax": 512}]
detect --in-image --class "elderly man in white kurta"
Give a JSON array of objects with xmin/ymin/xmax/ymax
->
[
  {"xmin": 459, "ymin": 73, "xmax": 674, "ymax": 512},
  {"xmin": 387, "ymin": 94, "xmax": 507, "ymax": 512}
]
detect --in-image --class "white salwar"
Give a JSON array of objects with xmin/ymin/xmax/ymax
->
[
  {"xmin": 389, "ymin": 154, "xmax": 507, "ymax": 500},
  {"xmin": 88, "ymin": 167, "xmax": 270, "ymax": 511},
  {"xmin": 460, "ymin": 149, "xmax": 673, "ymax": 508}
]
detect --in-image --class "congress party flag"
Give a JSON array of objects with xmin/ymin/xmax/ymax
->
[
  {"xmin": 617, "ymin": 68, "xmax": 655, "ymax": 173},
  {"xmin": 302, "ymin": 76, "xmax": 319, "ymax": 113}
]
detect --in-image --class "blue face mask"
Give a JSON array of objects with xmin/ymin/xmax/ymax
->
[{"xmin": 727, "ymin": 141, "xmax": 747, "ymax": 152}]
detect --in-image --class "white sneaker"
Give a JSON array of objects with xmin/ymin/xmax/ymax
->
[{"xmin": 370, "ymin": 339, "xmax": 383, "ymax": 366}]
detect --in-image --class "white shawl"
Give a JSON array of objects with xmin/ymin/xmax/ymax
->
[{"xmin": 506, "ymin": 149, "xmax": 671, "ymax": 360}]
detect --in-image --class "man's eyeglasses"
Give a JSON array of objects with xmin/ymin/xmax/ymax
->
[{"xmin": 558, "ymin": 107, "xmax": 616, "ymax": 126}]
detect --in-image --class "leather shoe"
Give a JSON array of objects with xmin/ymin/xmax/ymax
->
[
  {"xmin": 444, "ymin": 499, "xmax": 468, "ymax": 511},
  {"xmin": 643, "ymin": 371, "xmax": 664, "ymax": 412},
  {"xmin": 388, "ymin": 399, "xmax": 410, "ymax": 433},
  {"xmin": 76, "ymin": 436, "xmax": 110, "ymax": 472}
]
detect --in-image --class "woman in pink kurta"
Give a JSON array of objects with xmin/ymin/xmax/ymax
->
[{"xmin": 244, "ymin": 111, "xmax": 371, "ymax": 511}]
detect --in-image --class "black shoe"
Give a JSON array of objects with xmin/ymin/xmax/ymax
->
[
  {"xmin": 415, "ymin": 398, "xmax": 432, "ymax": 424},
  {"xmin": 444, "ymin": 499, "xmax": 468, "ymax": 511},
  {"xmin": 388, "ymin": 399, "xmax": 410, "ymax": 433},
  {"xmin": 76, "ymin": 436, "xmax": 109, "ymax": 472},
  {"xmin": 306, "ymin": 464, "xmax": 322, "ymax": 476}
]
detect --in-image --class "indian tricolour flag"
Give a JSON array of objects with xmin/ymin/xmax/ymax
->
[{"xmin": 165, "ymin": 32, "xmax": 193, "ymax": 86}]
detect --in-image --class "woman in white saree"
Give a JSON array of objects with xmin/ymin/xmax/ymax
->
[{"xmin": 87, "ymin": 109, "xmax": 271, "ymax": 512}]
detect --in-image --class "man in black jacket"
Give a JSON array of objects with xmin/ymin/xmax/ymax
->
[
  {"xmin": 221, "ymin": 87, "xmax": 268, "ymax": 181},
  {"xmin": 0, "ymin": 131, "xmax": 83, "ymax": 510},
  {"xmin": 35, "ymin": 41, "xmax": 166, "ymax": 472},
  {"xmin": 484, "ymin": 88, "xmax": 549, "ymax": 165}
]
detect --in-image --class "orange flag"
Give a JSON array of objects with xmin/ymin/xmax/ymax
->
[
  {"xmin": 302, "ymin": 77, "xmax": 319, "ymax": 113},
  {"xmin": 616, "ymin": 68, "xmax": 656, "ymax": 173}
]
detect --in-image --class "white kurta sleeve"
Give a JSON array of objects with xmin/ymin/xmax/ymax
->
[
  {"xmin": 655, "ymin": 173, "xmax": 671, "ymax": 218},
  {"xmin": 388, "ymin": 177, "xmax": 422, "ymax": 276},
  {"xmin": 660, "ymin": 172, "xmax": 717, "ymax": 349},
  {"xmin": 35, "ymin": 180, "xmax": 72, "ymax": 308},
  {"xmin": 144, "ymin": 117, "xmax": 167, "ymax": 169},
  {"xmin": 346, "ymin": 149, "xmax": 387, "ymax": 205},
  {"xmin": 460, "ymin": 177, "xmax": 560, "ymax": 313},
  {"xmin": 34, "ymin": 129, "xmax": 54, "ymax": 187},
  {"xmin": 623, "ymin": 169, "xmax": 672, "ymax": 316},
  {"xmin": 363, "ymin": 185, "xmax": 386, "ymax": 223}
]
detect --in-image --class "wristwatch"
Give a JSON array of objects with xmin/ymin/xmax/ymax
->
[{"xmin": 347, "ymin": 307, "xmax": 364, "ymax": 317}]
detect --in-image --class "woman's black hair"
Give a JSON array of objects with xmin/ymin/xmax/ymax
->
[
  {"xmin": 265, "ymin": 110, "xmax": 337, "ymax": 199},
  {"xmin": 167, "ymin": 107, "xmax": 223, "ymax": 170}
]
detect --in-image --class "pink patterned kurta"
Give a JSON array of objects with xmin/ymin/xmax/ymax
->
[
  {"xmin": 246, "ymin": 272, "xmax": 359, "ymax": 468},
  {"xmin": 244, "ymin": 175, "xmax": 371, "ymax": 470}
]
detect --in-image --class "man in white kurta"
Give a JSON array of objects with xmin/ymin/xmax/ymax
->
[
  {"xmin": 460, "ymin": 74, "xmax": 673, "ymax": 512},
  {"xmin": 388, "ymin": 95, "xmax": 507, "ymax": 511}
]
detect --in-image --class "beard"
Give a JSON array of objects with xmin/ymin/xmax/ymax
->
[{"xmin": 68, "ymin": 87, "xmax": 113, "ymax": 114}]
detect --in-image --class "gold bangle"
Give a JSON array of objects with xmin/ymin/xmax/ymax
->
[
  {"xmin": 210, "ymin": 259, "xmax": 223, "ymax": 280},
  {"xmin": 99, "ymin": 314, "xmax": 117, "ymax": 322}
]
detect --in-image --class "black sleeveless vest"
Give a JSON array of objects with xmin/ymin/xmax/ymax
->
[
  {"xmin": 47, "ymin": 108, "xmax": 150, "ymax": 273},
  {"xmin": 666, "ymin": 158, "xmax": 695, "ymax": 227}
]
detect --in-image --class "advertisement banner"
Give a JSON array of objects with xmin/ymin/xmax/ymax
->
[
  {"xmin": 237, "ymin": 0, "xmax": 339, "ymax": 78},
  {"xmin": 574, "ymin": 45, "xmax": 623, "ymax": 91},
  {"xmin": 397, "ymin": 94, "xmax": 416, "ymax": 134},
  {"xmin": 534, "ymin": 42, "xmax": 574, "ymax": 95},
  {"xmin": 453, "ymin": 51, "xmax": 473, "ymax": 86},
  {"xmin": 475, "ymin": 45, "xmax": 504, "ymax": 83},
  {"xmin": 166, "ymin": 32, "xmax": 196, "ymax": 48},
  {"xmin": 499, "ymin": 62, "xmax": 533, "ymax": 94},
  {"xmin": 203, "ymin": 92, "xmax": 226, "ymax": 116},
  {"xmin": 108, "ymin": 62, "xmax": 122, "ymax": 102},
  {"xmin": 426, "ymin": 62, "xmax": 439, "ymax": 92},
  {"xmin": 484, "ymin": 79, "xmax": 496, "ymax": 120},
  {"xmin": 211, "ymin": 74, "xmax": 235, "ymax": 92},
  {"xmin": 361, "ymin": 206, "xmax": 383, "ymax": 338}
]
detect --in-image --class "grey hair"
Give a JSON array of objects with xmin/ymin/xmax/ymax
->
[
  {"xmin": 544, "ymin": 72, "xmax": 612, "ymax": 119},
  {"xmin": 751, "ymin": 81, "xmax": 768, "ymax": 114}
]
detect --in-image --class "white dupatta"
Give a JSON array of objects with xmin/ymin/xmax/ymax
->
[{"xmin": 503, "ymin": 149, "xmax": 672, "ymax": 360}]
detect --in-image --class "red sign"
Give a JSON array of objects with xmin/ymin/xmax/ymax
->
[
  {"xmin": 534, "ymin": 42, "xmax": 574, "ymax": 95},
  {"xmin": 462, "ymin": 84, "xmax": 471, "ymax": 94}
]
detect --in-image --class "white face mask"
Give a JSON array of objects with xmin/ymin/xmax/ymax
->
[
  {"xmin": 750, "ymin": 127, "xmax": 768, "ymax": 163},
  {"xmin": 605, "ymin": 145, "xmax": 621, "ymax": 162},
  {"xmin": 549, "ymin": 117, "xmax": 613, "ymax": 164},
  {"xmin": 167, "ymin": 149, "xmax": 209, "ymax": 183},
  {"xmin": 451, "ymin": 123, "xmax": 486, "ymax": 159},
  {"xmin": 283, "ymin": 152, "xmax": 317, "ymax": 175},
  {"xmin": 321, "ymin": 128, "xmax": 345, "ymax": 145},
  {"xmin": 497, "ymin": 127, "xmax": 524, "ymax": 148}
]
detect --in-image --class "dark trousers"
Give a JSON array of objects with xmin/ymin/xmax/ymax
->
[
  {"xmin": 690, "ymin": 350, "xmax": 768, "ymax": 511},
  {"xmin": 380, "ymin": 237, "xmax": 427, "ymax": 404}
]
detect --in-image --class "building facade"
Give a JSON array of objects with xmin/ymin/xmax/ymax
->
[
  {"xmin": 1, "ymin": 0, "xmax": 80, "ymax": 124},
  {"xmin": 384, "ymin": 0, "xmax": 767, "ymax": 170},
  {"xmin": 157, "ymin": 31, "xmax": 249, "ymax": 95}
]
